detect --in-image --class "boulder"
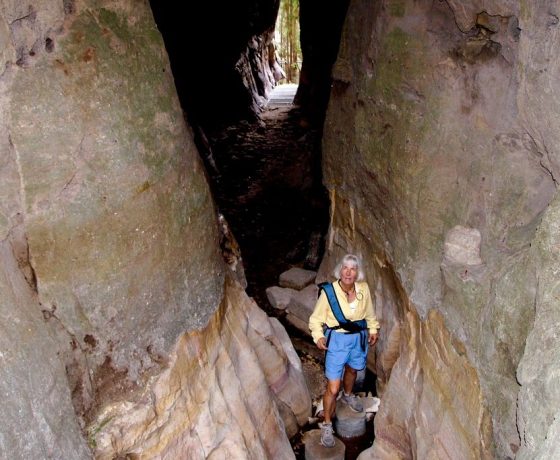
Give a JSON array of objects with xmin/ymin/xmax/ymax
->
[
  {"xmin": 0, "ymin": 241, "xmax": 90, "ymax": 459},
  {"xmin": 279, "ymin": 267, "xmax": 317, "ymax": 290},
  {"xmin": 285, "ymin": 313, "xmax": 313, "ymax": 335},
  {"xmin": 287, "ymin": 284, "xmax": 318, "ymax": 321},
  {"xmin": 266, "ymin": 286, "xmax": 297, "ymax": 310},
  {"xmin": 285, "ymin": 284, "xmax": 318, "ymax": 335},
  {"xmin": 89, "ymin": 280, "xmax": 305, "ymax": 459}
]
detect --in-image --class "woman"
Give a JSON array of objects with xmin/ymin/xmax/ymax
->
[{"xmin": 308, "ymin": 254, "xmax": 380, "ymax": 448}]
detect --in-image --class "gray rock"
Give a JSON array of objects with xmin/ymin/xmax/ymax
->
[
  {"xmin": 334, "ymin": 401, "xmax": 367, "ymax": 438},
  {"xmin": 8, "ymin": 0, "xmax": 224, "ymax": 392},
  {"xmin": 303, "ymin": 430, "xmax": 345, "ymax": 460},
  {"xmin": 516, "ymin": 193, "xmax": 560, "ymax": 459},
  {"xmin": 321, "ymin": 0, "xmax": 560, "ymax": 457},
  {"xmin": 266, "ymin": 286, "xmax": 297, "ymax": 310},
  {"xmin": 286, "ymin": 284, "xmax": 318, "ymax": 324},
  {"xmin": 285, "ymin": 284, "xmax": 318, "ymax": 336},
  {"xmin": 1, "ymin": 1, "xmax": 224, "ymax": 455},
  {"xmin": 279, "ymin": 267, "xmax": 317, "ymax": 290},
  {"xmin": 285, "ymin": 312, "xmax": 313, "ymax": 335},
  {"xmin": 0, "ymin": 241, "xmax": 90, "ymax": 459}
]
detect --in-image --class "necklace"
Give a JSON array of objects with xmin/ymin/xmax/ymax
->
[{"xmin": 338, "ymin": 280, "xmax": 355, "ymax": 298}]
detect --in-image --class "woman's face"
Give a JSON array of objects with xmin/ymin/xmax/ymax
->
[{"xmin": 340, "ymin": 263, "xmax": 358, "ymax": 285}]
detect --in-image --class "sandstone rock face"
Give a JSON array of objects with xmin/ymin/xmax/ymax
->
[
  {"xmin": 322, "ymin": 0, "xmax": 560, "ymax": 458},
  {"xmin": 0, "ymin": 241, "xmax": 91, "ymax": 459},
  {"xmin": 9, "ymin": 0, "xmax": 224, "ymax": 385},
  {"xmin": 89, "ymin": 280, "xmax": 309, "ymax": 459},
  {"xmin": 363, "ymin": 309, "xmax": 493, "ymax": 459},
  {"xmin": 1, "ymin": 0, "xmax": 306, "ymax": 457}
]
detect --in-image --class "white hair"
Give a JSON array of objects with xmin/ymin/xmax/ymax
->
[{"xmin": 333, "ymin": 254, "xmax": 365, "ymax": 281}]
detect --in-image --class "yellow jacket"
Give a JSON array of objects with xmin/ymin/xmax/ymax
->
[{"xmin": 308, "ymin": 281, "xmax": 380, "ymax": 344}]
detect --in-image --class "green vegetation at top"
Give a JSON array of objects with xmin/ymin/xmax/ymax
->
[{"xmin": 275, "ymin": 0, "xmax": 301, "ymax": 83}]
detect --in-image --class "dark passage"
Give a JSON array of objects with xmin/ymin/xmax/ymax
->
[{"xmin": 207, "ymin": 105, "xmax": 328, "ymax": 309}]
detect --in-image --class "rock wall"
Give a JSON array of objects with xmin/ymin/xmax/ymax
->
[
  {"xmin": 0, "ymin": 238, "xmax": 91, "ymax": 458},
  {"xmin": 1, "ymin": 0, "xmax": 308, "ymax": 457},
  {"xmin": 322, "ymin": 0, "xmax": 560, "ymax": 458}
]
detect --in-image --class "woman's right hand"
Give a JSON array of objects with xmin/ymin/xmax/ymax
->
[{"xmin": 316, "ymin": 337, "xmax": 328, "ymax": 350}]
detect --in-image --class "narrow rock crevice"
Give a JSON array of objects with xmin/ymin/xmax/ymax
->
[{"xmin": 3, "ymin": 1, "xmax": 560, "ymax": 458}]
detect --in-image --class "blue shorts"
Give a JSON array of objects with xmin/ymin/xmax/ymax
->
[{"xmin": 324, "ymin": 331, "xmax": 368, "ymax": 381}]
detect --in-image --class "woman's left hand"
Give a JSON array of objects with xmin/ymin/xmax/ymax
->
[{"xmin": 368, "ymin": 333, "xmax": 378, "ymax": 346}]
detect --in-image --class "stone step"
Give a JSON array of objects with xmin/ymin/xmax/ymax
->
[
  {"xmin": 363, "ymin": 395, "xmax": 381, "ymax": 413},
  {"xmin": 303, "ymin": 429, "xmax": 345, "ymax": 460},
  {"xmin": 267, "ymin": 84, "xmax": 298, "ymax": 107},
  {"xmin": 334, "ymin": 399, "xmax": 367, "ymax": 438}
]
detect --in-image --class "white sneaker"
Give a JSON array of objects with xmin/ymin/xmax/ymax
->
[
  {"xmin": 319, "ymin": 422, "xmax": 335, "ymax": 448},
  {"xmin": 340, "ymin": 392, "xmax": 363, "ymax": 412}
]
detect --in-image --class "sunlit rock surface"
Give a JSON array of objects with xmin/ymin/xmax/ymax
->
[
  {"xmin": 0, "ymin": 0, "xmax": 307, "ymax": 457},
  {"xmin": 322, "ymin": 0, "xmax": 560, "ymax": 458},
  {"xmin": 90, "ymin": 280, "xmax": 309, "ymax": 459}
]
